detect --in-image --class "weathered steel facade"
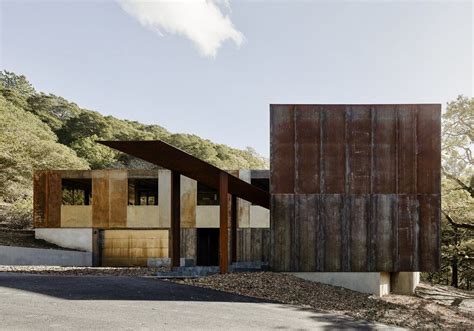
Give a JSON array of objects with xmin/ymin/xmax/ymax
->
[
  {"xmin": 33, "ymin": 169, "xmax": 270, "ymax": 268},
  {"xmin": 270, "ymin": 104, "xmax": 441, "ymax": 272}
]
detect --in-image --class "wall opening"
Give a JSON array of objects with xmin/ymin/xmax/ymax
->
[
  {"xmin": 197, "ymin": 183, "xmax": 219, "ymax": 205},
  {"xmin": 62, "ymin": 178, "xmax": 92, "ymax": 205},
  {"xmin": 251, "ymin": 178, "xmax": 269, "ymax": 205},
  {"xmin": 196, "ymin": 228, "xmax": 219, "ymax": 266},
  {"xmin": 128, "ymin": 178, "xmax": 158, "ymax": 205}
]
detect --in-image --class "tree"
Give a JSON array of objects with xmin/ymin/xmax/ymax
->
[
  {"xmin": 70, "ymin": 135, "xmax": 117, "ymax": 169},
  {"xmin": 0, "ymin": 70, "xmax": 35, "ymax": 96},
  {"xmin": 57, "ymin": 111, "xmax": 112, "ymax": 145},
  {"xmin": 438, "ymin": 95, "xmax": 474, "ymax": 289},
  {"xmin": 0, "ymin": 95, "xmax": 88, "ymax": 227}
]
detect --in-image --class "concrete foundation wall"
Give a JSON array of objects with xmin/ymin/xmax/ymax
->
[
  {"xmin": 290, "ymin": 272, "xmax": 391, "ymax": 297},
  {"xmin": 35, "ymin": 228, "xmax": 93, "ymax": 252},
  {"xmin": 0, "ymin": 245, "xmax": 92, "ymax": 266},
  {"xmin": 391, "ymin": 272, "xmax": 420, "ymax": 295}
]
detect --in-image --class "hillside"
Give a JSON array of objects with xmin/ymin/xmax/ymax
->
[{"xmin": 0, "ymin": 70, "xmax": 267, "ymax": 228}]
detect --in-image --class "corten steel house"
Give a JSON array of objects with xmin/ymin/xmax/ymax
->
[
  {"xmin": 33, "ymin": 103, "xmax": 441, "ymax": 281},
  {"xmin": 33, "ymin": 168, "xmax": 270, "ymax": 268}
]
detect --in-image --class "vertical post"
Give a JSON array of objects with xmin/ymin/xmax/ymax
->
[
  {"xmin": 171, "ymin": 171, "xmax": 181, "ymax": 268},
  {"xmin": 231, "ymin": 195, "xmax": 237, "ymax": 263},
  {"xmin": 219, "ymin": 172, "xmax": 229, "ymax": 273}
]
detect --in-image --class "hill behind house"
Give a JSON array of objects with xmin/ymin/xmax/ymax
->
[{"xmin": 0, "ymin": 70, "xmax": 267, "ymax": 228}]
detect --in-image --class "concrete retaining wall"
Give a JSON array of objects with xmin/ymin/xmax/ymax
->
[
  {"xmin": 290, "ymin": 272, "xmax": 391, "ymax": 297},
  {"xmin": 35, "ymin": 228, "xmax": 93, "ymax": 252},
  {"xmin": 0, "ymin": 245, "xmax": 92, "ymax": 266}
]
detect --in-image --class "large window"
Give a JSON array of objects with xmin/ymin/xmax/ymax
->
[
  {"xmin": 62, "ymin": 179, "xmax": 92, "ymax": 205},
  {"xmin": 128, "ymin": 178, "xmax": 158, "ymax": 205},
  {"xmin": 197, "ymin": 183, "xmax": 219, "ymax": 205}
]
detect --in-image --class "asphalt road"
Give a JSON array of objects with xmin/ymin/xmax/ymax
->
[{"xmin": 0, "ymin": 274, "xmax": 399, "ymax": 330}]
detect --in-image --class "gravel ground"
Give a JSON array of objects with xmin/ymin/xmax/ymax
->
[
  {"xmin": 176, "ymin": 272, "xmax": 473, "ymax": 329},
  {"xmin": 0, "ymin": 266, "xmax": 169, "ymax": 276}
]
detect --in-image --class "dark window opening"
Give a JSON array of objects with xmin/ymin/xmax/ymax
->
[
  {"xmin": 251, "ymin": 178, "xmax": 269, "ymax": 205},
  {"xmin": 62, "ymin": 178, "xmax": 92, "ymax": 205},
  {"xmin": 196, "ymin": 228, "xmax": 219, "ymax": 266},
  {"xmin": 128, "ymin": 178, "xmax": 158, "ymax": 205},
  {"xmin": 197, "ymin": 183, "xmax": 219, "ymax": 205}
]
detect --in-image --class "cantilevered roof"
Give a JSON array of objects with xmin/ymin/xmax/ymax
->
[{"xmin": 98, "ymin": 140, "xmax": 270, "ymax": 209}]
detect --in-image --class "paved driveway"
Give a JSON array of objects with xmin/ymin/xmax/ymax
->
[{"xmin": 0, "ymin": 274, "xmax": 399, "ymax": 330}]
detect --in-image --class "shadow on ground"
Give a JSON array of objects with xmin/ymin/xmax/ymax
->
[{"xmin": 0, "ymin": 273, "xmax": 391, "ymax": 330}]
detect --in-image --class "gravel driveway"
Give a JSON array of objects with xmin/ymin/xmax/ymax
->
[{"xmin": 0, "ymin": 274, "xmax": 400, "ymax": 330}]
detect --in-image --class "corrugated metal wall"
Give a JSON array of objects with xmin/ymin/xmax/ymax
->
[{"xmin": 270, "ymin": 104, "xmax": 441, "ymax": 272}]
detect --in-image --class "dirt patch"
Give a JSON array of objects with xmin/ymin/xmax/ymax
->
[
  {"xmin": 0, "ymin": 229, "xmax": 78, "ymax": 250},
  {"xmin": 0, "ymin": 266, "xmax": 169, "ymax": 276},
  {"xmin": 175, "ymin": 272, "xmax": 473, "ymax": 329}
]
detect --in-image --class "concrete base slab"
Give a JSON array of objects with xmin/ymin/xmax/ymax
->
[
  {"xmin": 390, "ymin": 272, "xmax": 420, "ymax": 295},
  {"xmin": 290, "ymin": 272, "xmax": 391, "ymax": 297},
  {"xmin": 35, "ymin": 228, "xmax": 93, "ymax": 252}
]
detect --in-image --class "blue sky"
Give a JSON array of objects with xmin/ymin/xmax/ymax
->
[{"xmin": 1, "ymin": 0, "xmax": 472, "ymax": 157}]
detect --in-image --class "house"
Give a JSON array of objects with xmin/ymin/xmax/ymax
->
[{"xmin": 33, "ymin": 168, "xmax": 270, "ymax": 267}]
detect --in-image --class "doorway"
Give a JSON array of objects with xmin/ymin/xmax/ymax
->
[{"xmin": 196, "ymin": 228, "xmax": 219, "ymax": 266}]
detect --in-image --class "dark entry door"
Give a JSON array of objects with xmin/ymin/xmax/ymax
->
[{"xmin": 197, "ymin": 228, "xmax": 219, "ymax": 266}]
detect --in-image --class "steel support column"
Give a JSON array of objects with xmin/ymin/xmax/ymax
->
[
  {"xmin": 171, "ymin": 171, "xmax": 181, "ymax": 268},
  {"xmin": 231, "ymin": 195, "xmax": 237, "ymax": 263},
  {"xmin": 219, "ymin": 172, "xmax": 229, "ymax": 273}
]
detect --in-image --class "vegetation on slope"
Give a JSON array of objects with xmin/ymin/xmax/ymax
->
[{"xmin": 0, "ymin": 70, "xmax": 267, "ymax": 228}]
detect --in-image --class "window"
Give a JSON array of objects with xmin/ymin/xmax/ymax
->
[
  {"xmin": 62, "ymin": 179, "xmax": 92, "ymax": 205},
  {"xmin": 128, "ymin": 178, "xmax": 158, "ymax": 206},
  {"xmin": 197, "ymin": 183, "xmax": 219, "ymax": 205}
]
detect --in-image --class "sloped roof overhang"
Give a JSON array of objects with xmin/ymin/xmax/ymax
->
[{"xmin": 98, "ymin": 140, "xmax": 270, "ymax": 209}]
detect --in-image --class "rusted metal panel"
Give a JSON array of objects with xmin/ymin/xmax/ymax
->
[
  {"xmin": 419, "ymin": 194, "xmax": 440, "ymax": 271},
  {"xmin": 47, "ymin": 171, "xmax": 62, "ymax": 228},
  {"xmin": 321, "ymin": 106, "xmax": 346, "ymax": 193},
  {"xmin": 321, "ymin": 194, "xmax": 343, "ymax": 271},
  {"xmin": 416, "ymin": 105, "xmax": 441, "ymax": 194},
  {"xmin": 270, "ymin": 105, "xmax": 295, "ymax": 194},
  {"xmin": 33, "ymin": 171, "xmax": 61, "ymax": 228},
  {"xmin": 171, "ymin": 171, "xmax": 180, "ymax": 268},
  {"xmin": 180, "ymin": 175, "xmax": 197, "ymax": 228},
  {"xmin": 33, "ymin": 171, "xmax": 47, "ymax": 228},
  {"xmin": 295, "ymin": 105, "xmax": 320, "ymax": 194},
  {"xmin": 294, "ymin": 194, "xmax": 318, "ymax": 271},
  {"xmin": 372, "ymin": 194, "xmax": 396, "ymax": 271},
  {"xmin": 92, "ymin": 170, "xmax": 109, "ymax": 228},
  {"xmin": 398, "ymin": 195, "xmax": 419, "ymax": 270},
  {"xmin": 397, "ymin": 106, "xmax": 417, "ymax": 193},
  {"xmin": 270, "ymin": 194, "xmax": 294, "ymax": 271},
  {"xmin": 108, "ymin": 170, "xmax": 127, "ymax": 228},
  {"xmin": 373, "ymin": 105, "xmax": 397, "ymax": 193},
  {"xmin": 99, "ymin": 140, "xmax": 270, "ymax": 208},
  {"xmin": 349, "ymin": 195, "xmax": 369, "ymax": 271},
  {"xmin": 270, "ymin": 104, "xmax": 440, "ymax": 272},
  {"xmin": 346, "ymin": 106, "xmax": 372, "ymax": 194}
]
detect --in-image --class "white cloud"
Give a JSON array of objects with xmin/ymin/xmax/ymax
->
[{"xmin": 118, "ymin": 0, "xmax": 245, "ymax": 58}]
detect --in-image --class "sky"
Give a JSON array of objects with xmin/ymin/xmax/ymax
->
[{"xmin": 1, "ymin": 0, "xmax": 472, "ymax": 157}]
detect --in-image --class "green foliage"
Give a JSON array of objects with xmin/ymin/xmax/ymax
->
[
  {"xmin": 423, "ymin": 95, "xmax": 473, "ymax": 290},
  {"xmin": 0, "ymin": 70, "xmax": 268, "ymax": 228},
  {"xmin": 70, "ymin": 135, "xmax": 117, "ymax": 169}
]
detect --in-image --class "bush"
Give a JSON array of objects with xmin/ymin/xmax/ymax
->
[{"xmin": 2, "ymin": 198, "xmax": 32, "ymax": 230}]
